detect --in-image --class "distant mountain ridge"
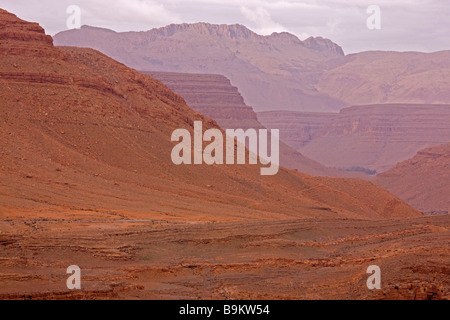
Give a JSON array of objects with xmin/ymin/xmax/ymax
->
[
  {"xmin": 54, "ymin": 22, "xmax": 450, "ymax": 112},
  {"xmin": 96, "ymin": 22, "xmax": 344, "ymax": 56},
  {"xmin": 258, "ymin": 104, "xmax": 450, "ymax": 172},
  {"xmin": 54, "ymin": 22, "xmax": 347, "ymax": 112}
]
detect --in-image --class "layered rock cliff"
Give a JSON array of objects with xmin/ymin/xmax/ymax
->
[
  {"xmin": 144, "ymin": 72, "xmax": 259, "ymax": 125},
  {"xmin": 144, "ymin": 71, "xmax": 349, "ymax": 177},
  {"xmin": 257, "ymin": 111, "xmax": 336, "ymax": 150},
  {"xmin": 258, "ymin": 104, "xmax": 450, "ymax": 173}
]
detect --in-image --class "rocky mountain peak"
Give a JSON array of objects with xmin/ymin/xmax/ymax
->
[
  {"xmin": 150, "ymin": 22, "xmax": 260, "ymax": 40},
  {"xmin": 303, "ymin": 36, "xmax": 344, "ymax": 56}
]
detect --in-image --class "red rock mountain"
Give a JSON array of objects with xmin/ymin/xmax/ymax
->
[
  {"xmin": 144, "ymin": 72, "xmax": 260, "ymax": 127},
  {"xmin": 144, "ymin": 71, "xmax": 350, "ymax": 177},
  {"xmin": 375, "ymin": 143, "xmax": 450, "ymax": 215},
  {"xmin": 54, "ymin": 23, "xmax": 346, "ymax": 112},
  {"xmin": 54, "ymin": 24, "xmax": 450, "ymax": 112},
  {"xmin": 0, "ymin": 9, "xmax": 420, "ymax": 220},
  {"xmin": 258, "ymin": 104, "xmax": 450, "ymax": 173}
]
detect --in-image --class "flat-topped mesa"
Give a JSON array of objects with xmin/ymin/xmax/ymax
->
[{"xmin": 0, "ymin": 9, "xmax": 53, "ymax": 46}]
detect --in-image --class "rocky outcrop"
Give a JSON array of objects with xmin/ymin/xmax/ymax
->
[
  {"xmin": 0, "ymin": 9, "xmax": 52, "ymax": 45},
  {"xmin": 303, "ymin": 36, "xmax": 344, "ymax": 56},
  {"xmin": 375, "ymin": 143, "xmax": 450, "ymax": 215},
  {"xmin": 144, "ymin": 72, "xmax": 258, "ymax": 122},
  {"xmin": 258, "ymin": 104, "xmax": 450, "ymax": 173},
  {"xmin": 0, "ymin": 9, "xmax": 55, "ymax": 58}
]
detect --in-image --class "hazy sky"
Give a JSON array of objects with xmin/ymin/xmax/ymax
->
[{"xmin": 2, "ymin": 0, "xmax": 449, "ymax": 53}]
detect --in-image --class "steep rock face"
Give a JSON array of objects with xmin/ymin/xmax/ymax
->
[
  {"xmin": 144, "ymin": 71, "xmax": 353, "ymax": 177},
  {"xmin": 144, "ymin": 72, "xmax": 258, "ymax": 122},
  {"xmin": 54, "ymin": 23, "xmax": 346, "ymax": 112},
  {"xmin": 258, "ymin": 104, "xmax": 450, "ymax": 173},
  {"xmin": 0, "ymin": 8, "xmax": 54, "ymax": 59},
  {"xmin": 375, "ymin": 143, "xmax": 450, "ymax": 215},
  {"xmin": 0, "ymin": 9, "xmax": 52, "ymax": 45}
]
